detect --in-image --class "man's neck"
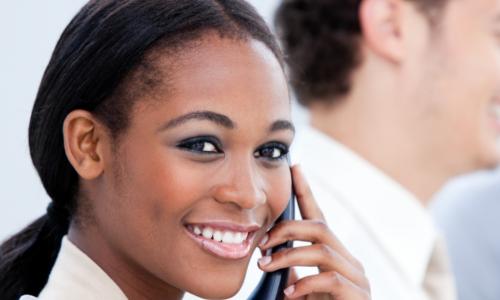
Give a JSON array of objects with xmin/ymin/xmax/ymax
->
[{"xmin": 309, "ymin": 98, "xmax": 450, "ymax": 206}]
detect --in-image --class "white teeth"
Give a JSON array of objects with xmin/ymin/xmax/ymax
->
[
  {"xmin": 190, "ymin": 225, "xmax": 248, "ymax": 244},
  {"xmin": 202, "ymin": 227, "xmax": 213, "ymax": 239},
  {"xmin": 235, "ymin": 232, "xmax": 248, "ymax": 243},
  {"xmin": 213, "ymin": 230, "xmax": 223, "ymax": 242},
  {"xmin": 222, "ymin": 231, "xmax": 236, "ymax": 244},
  {"xmin": 193, "ymin": 226, "xmax": 202, "ymax": 235},
  {"xmin": 234, "ymin": 232, "xmax": 243, "ymax": 243}
]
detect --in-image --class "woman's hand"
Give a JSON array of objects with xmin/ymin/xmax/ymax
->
[{"xmin": 257, "ymin": 165, "xmax": 371, "ymax": 300}]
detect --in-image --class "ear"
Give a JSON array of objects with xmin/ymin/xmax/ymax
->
[
  {"xmin": 359, "ymin": 0, "xmax": 404, "ymax": 63},
  {"xmin": 63, "ymin": 110, "xmax": 107, "ymax": 180}
]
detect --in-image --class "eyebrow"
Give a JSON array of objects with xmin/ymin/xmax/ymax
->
[
  {"xmin": 159, "ymin": 111, "xmax": 235, "ymax": 131},
  {"xmin": 270, "ymin": 120, "xmax": 295, "ymax": 134},
  {"xmin": 158, "ymin": 110, "xmax": 295, "ymax": 134}
]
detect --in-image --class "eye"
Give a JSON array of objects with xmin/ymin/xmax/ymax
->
[
  {"xmin": 254, "ymin": 142, "xmax": 289, "ymax": 161},
  {"xmin": 177, "ymin": 136, "xmax": 222, "ymax": 154}
]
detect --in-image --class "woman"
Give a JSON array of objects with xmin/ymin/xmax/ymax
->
[{"xmin": 0, "ymin": 1, "xmax": 370, "ymax": 299}]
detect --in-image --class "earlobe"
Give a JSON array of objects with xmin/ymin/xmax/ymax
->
[
  {"xmin": 63, "ymin": 110, "xmax": 106, "ymax": 180},
  {"xmin": 359, "ymin": 0, "xmax": 404, "ymax": 63}
]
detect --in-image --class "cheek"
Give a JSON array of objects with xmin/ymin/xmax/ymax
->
[
  {"xmin": 126, "ymin": 153, "xmax": 199, "ymax": 223},
  {"xmin": 99, "ymin": 146, "xmax": 201, "ymax": 268},
  {"xmin": 432, "ymin": 42, "xmax": 497, "ymax": 121},
  {"xmin": 263, "ymin": 166, "xmax": 292, "ymax": 223},
  {"xmin": 105, "ymin": 143, "xmax": 195, "ymax": 238},
  {"xmin": 459, "ymin": 36, "xmax": 500, "ymax": 100}
]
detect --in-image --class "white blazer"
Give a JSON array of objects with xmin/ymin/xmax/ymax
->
[{"xmin": 20, "ymin": 236, "xmax": 127, "ymax": 300}]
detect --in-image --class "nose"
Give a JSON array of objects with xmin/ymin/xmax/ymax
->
[{"xmin": 212, "ymin": 160, "xmax": 267, "ymax": 210}]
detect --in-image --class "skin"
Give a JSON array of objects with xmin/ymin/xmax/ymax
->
[
  {"xmin": 261, "ymin": 166, "xmax": 370, "ymax": 299},
  {"xmin": 310, "ymin": 0, "xmax": 500, "ymax": 203},
  {"xmin": 61, "ymin": 34, "xmax": 370, "ymax": 299}
]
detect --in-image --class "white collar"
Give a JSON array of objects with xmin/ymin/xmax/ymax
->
[
  {"xmin": 37, "ymin": 236, "xmax": 128, "ymax": 300},
  {"xmin": 292, "ymin": 125, "xmax": 438, "ymax": 287}
]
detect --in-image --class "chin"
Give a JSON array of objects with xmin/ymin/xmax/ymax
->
[
  {"xmin": 185, "ymin": 274, "xmax": 244, "ymax": 299},
  {"xmin": 480, "ymin": 153, "xmax": 500, "ymax": 169},
  {"xmin": 471, "ymin": 143, "xmax": 500, "ymax": 171},
  {"xmin": 188, "ymin": 286, "xmax": 241, "ymax": 300}
]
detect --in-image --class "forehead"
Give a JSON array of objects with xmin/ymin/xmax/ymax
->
[{"xmin": 137, "ymin": 33, "xmax": 290, "ymax": 127}]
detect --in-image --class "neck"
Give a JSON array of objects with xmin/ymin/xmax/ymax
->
[
  {"xmin": 309, "ymin": 57, "xmax": 452, "ymax": 205},
  {"xmin": 68, "ymin": 226, "xmax": 184, "ymax": 300},
  {"xmin": 311, "ymin": 112, "xmax": 449, "ymax": 204}
]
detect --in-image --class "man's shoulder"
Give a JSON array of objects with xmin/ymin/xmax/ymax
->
[{"xmin": 433, "ymin": 171, "xmax": 500, "ymax": 225}]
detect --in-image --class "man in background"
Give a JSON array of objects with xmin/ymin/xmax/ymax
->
[{"xmin": 275, "ymin": 0, "xmax": 500, "ymax": 299}]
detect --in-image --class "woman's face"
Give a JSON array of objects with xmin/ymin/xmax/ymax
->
[{"xmin": 89, "ymin": 35, "xmax": 292, "ymax": 298}]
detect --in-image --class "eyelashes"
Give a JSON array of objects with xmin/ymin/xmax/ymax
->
[
  {"xmin": 254, "ymin": 142, "xmax": 289, "ymax": 161},
  {"xmin": 176, "ymin": 136, "xmax": 223, "ymax": 154},
  {"xmin": 176, "ymin": 136, "xmax": 289, "ymax": 161}
]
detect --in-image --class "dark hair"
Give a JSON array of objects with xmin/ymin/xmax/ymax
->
[
  {"xmin": 274, "ymin": 0, "xmax": 448, "ymax": 106},
  {"xmin": 0, "ymin": 1, "xmax": 282, "ymax": 299}
]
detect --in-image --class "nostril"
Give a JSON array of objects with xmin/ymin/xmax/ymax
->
[{"xmin": 211, "ymin": 183, "xmax": 266, "ymax": 209}]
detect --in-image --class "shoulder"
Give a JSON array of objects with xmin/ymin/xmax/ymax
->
[
  {"xmin": 19, "ymin": 296, "xmax": 38, "ymax": 300},
  {"xmin": 433, "ymin": 171, "xmax": 500, "ymax": 228}
]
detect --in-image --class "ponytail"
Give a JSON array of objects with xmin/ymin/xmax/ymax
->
[{"xmin": 0, "ymin": 202, "xmax": 70, "ymax": 299}]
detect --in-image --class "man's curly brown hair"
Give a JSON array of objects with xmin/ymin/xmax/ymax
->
[{"xmin": 274, "ymin": 0, "xmax": 449, "ymax": 107}]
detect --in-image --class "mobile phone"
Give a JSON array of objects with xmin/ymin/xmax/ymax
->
[{"xmin": 249, "ymin": 163, "xmax": 295, "ymax": 300}]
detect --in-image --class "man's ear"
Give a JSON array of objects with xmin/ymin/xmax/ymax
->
[
  {"xmin": 359, "ymin": 0, "xmax": 405, "ymax": 63},
  {"xmin": 63, "ymin": 110, "xmax": 107, "ymax": 180}
]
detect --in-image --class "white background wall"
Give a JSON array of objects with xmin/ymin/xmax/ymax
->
[{"xmin": 0, "ymin": 0, "xmax": 282, "ymax": 242}]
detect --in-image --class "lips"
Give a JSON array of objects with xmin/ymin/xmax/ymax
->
[{"xmin": 184, "ymin": 222, "xmax": 260, "ymax": 259}]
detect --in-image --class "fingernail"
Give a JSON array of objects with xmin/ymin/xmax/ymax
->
[
  {"xmin": 284, "ymin": 285, "xmax": 295, "ymax": 296},
  {"xmin": 258, "ymin": 256, "xmax": 272, "ymax": 266},
  {"xmin": 259, "ymin": 234, "xmax": 269, "ymax": 246}
]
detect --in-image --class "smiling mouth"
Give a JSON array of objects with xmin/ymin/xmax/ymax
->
[{"xmin": 184, "ymin": 223, "xmax": 259, "ymax": 259}]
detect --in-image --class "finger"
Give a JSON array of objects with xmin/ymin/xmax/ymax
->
[
  {"xmin": 258, "ymin": 241, "xmax": 268, "ymax": 257},
  {"xmin": 260, "ymin": 220, "xmax": 333, "ymax": 248},
  {"xmin": 260, "ymin": 220, "xmax": 364, "ymax": 272},
  {"xmin": 291, "ymin": 164, "xmax": 326, "ymax": 222},
  {"xmin": 284, "ymin": 271, "xmax": 371, "ymax": 299},
  {"xmin": 258, "ymin": 244, "xmax": 368, "ymax": 288},
  {"xmin": 287, "ymin": 267, "xmax": 299, "ymax": 286}
]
